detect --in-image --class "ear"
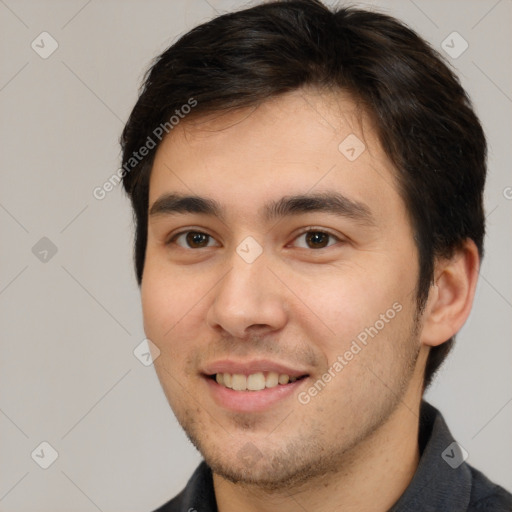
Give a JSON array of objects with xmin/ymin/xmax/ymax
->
[{"xmin": 420, "ymin": 239, "xmax": 480, "ymax": 347}]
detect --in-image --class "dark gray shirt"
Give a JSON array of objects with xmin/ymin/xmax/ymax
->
[{"xmin": 154, "ymin": 401, "xmax": 512, "ymax": 511}]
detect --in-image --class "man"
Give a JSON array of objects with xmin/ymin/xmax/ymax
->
[{"xmin": 120, "ymin": 1, "xmax": 512, "ymax": 510}]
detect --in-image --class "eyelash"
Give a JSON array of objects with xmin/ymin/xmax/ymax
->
[{"xmin": 167, "ymin": 228, "xmax": 343, "ymax": 251}]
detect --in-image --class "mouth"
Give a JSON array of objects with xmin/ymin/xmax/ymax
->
[
  {"xmin": 201, "ymin": 359, "xmax": 311, "ymax": 412},
  {"xmin": 207, "ymin": 371, "xmax": 309, "ymax": 391},
  {"xmin": 203, "ymin": 369, "xmax": 310, "ymax": 413}
]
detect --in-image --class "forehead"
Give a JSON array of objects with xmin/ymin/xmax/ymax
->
[{"xmin": 148, "ymin": 89, "xmax": 405, "ymax": 229}]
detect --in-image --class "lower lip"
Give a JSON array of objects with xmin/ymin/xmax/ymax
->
[{"xmin": 204, "ymin": 376, "xmax": 307, "ymax": 413}]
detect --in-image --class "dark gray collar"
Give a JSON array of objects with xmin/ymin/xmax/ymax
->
[{"xmin": 389, "ymin": 400, "xmax": 472, "ymax": 511}]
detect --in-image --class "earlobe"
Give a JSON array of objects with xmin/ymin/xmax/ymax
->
[{"xmin": 420, "ymin": 239, "xmax": 480, "ymax": 347}]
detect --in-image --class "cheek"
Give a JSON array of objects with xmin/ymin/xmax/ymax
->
[
  {"xmin": 141, "ymin": 263, "xmax": 201, "ymax": 359},
  {"xmin": 294, "ymin": 264, "xmax": 411, "ymax": 351},
  {"xmin": 141, "ymin": 272, "xmax": 170, "ymax": 342},
  {"xmin": 141, "ymin": 266, "xmax": 206, "ymax": 405}
]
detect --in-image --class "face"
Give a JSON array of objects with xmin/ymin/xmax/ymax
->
[{"xmin": 141, "ymin": 88, "xmax": 424, "ymax": 489}]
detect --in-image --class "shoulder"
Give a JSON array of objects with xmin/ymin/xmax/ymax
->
[{"xmin": 468, "ymin": 464, "xmax": 512, "ymax": 512}]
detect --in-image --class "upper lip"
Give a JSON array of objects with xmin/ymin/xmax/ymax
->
[{"xmin": 202, "ymin": 359, "xmax": 310, "ymax": 378}]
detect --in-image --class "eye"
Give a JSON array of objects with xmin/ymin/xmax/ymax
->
[
  {"xmin": 169, "ymin": 230, "xmax": 218, "ymax": 249},
  {"xmin": 167, "ymin": 228, "xmax": 343, "ymax": 250},
  {"xmin": 292, "ymin": 229, "xmax": 342, "ymax": 250}
]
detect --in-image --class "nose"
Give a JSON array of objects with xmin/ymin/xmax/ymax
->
[{"xmin": 206, "ymin": 250, "xmax": 288, "ymax": 340}]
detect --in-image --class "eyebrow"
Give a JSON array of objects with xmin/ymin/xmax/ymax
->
[{"xmin": 148, "ymin": 191, "xmax": 376, "ymax": 227}]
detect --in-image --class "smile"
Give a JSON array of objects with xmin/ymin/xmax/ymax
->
[{"xmin": 213, "ymin": 371, "xmax": 306, "ymax": 391}]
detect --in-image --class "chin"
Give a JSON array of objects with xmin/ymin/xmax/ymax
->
[
  {"xmin": 210, "ymin": 459, "xmax": 305, "ymax": 490},
  {"xmin": 202, "ymin": 437, "xmax": 345, "ymax": 492}
]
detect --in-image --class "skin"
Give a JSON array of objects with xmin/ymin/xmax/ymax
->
[{"xmin": 141, "ymin": 88, "xmax": 479, "ymax": 511}]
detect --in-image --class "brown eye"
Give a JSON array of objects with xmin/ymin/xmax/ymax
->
[
  {"xmin": 294, "ymin": 229, "xmax": 340, "ymax": 250},
  {"xmin": 170, "ymin": 231, "xmax": 217, "ymax": 249},
  {"xmin": 186, "ymin": 232, "xmax": 210, "ymax": 248},
  {"xmin": 305, "ymin": 231, "xmax": 330, "ymax": 248}
]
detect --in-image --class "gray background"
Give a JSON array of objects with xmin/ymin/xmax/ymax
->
[{"xmin": 0, "ymin": 0, "xmax": 510, "ymax": 510}]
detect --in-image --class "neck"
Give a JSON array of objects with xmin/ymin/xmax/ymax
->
[{"xmin": 213, "ymin": 390, "xmax": 423, "ymax": 512}]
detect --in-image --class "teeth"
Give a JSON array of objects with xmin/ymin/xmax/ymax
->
[
  {"xmin": 266, "ymin": 371, "xmax": 279, "ymax": 388},
  {"xmin": 231, "ymin": 374, "xmax": 247, "ymax": 391},
  {"xmin": 214, "ymin": 371, "xmax": 302, "ymax": 391},
  {"xmin": 247, "ymin": 372, "xmax": 266, "ymax": 391}
]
